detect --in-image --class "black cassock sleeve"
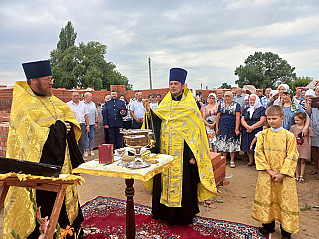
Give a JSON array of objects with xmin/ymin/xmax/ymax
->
[
  {"xmin": 145, "ymin": 110, "xmax": 162, "ymax": 154},
  {"xmin": 39, "ymin": 120, "xmax": 84, "ymax": 168},
  {"xmin": 30, "ymin": 120, "xmax": 84, "ymax": 238}
]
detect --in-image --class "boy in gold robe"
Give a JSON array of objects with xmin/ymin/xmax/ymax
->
[{"xmin": 253, "ymin": 105, "xmax": 299, "ymax": 239}]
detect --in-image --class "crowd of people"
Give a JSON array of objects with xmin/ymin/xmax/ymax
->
[
  {"xmin": 101, "ymin": 90, "xmax": 162, "ymax": 149},
  {"xmin": 63, "ymin": 80, "xmax": 317, "ymax": 239},
  {"xmin": 86, "ymin": 83, "xmax": 319, "ymax": 184},
  {"xmin": 197, "ymin": 84, "xmax": 319, "ymax": 183}
]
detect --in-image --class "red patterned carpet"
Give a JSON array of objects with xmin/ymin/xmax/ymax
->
[{"xmin": 81, "ymin": 196, "xmax": 268, "ymax": 239}]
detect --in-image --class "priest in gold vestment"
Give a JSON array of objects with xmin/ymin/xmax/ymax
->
[
  {"xmin": 253, "ymin": 105, "xmax": 299, "ymax": 239},
  {"xmin": 3, "ymin": 60, "xmax": 84, "ymax": 238},
  {"xmin": 143, "ymin": 68, "xmax": 216, "ymax": 225}
]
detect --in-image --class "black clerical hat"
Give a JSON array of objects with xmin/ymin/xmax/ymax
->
[
  {"xmin": 22, "ymin": 60, "xmax": 52, "ymax": 79},
  {"xmin": 169, "ymin": 68, "xmax": 187, "ymax": 84}
]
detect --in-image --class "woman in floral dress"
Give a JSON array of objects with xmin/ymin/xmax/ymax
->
[
  {"xmin": 215, "ymin": 91, "xmax": 241, "ymax": 168},
  {"xmin": 203, "ymin": 93, "xmax": 219, "ymax": 151}
]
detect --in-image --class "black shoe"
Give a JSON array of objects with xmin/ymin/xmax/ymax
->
[
  {"xmin": 245, "ymin": 163, "xmax": 255, "ymax": 167},
  {"xmin": 258, "ymin": 227, "xmax": 275, "ymax": 236}
]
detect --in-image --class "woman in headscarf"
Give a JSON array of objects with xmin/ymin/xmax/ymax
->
[
  {"xmin": 304, "ymin": 89, "xmax": 316, "ymax": 109},
  {"xmin": 241, "ymin": 94, "xmax": 266, "ymax": 166},
  {"xmin": 203, "ymin": 93, "xmax": 219, "ymax": 151},
  {"xmin": 306, "ymin": 87, "xmax": 319, "ymax": 179},
  {"xmin": 266, "ymin": 90, "xmax": 279, "ymax": 108},
  {"xmin": 281, "ymin": 89, "xmax": 310, "ymax": 131},
  {"xmin": 215, "ymin": 91, "xmax": 241, "ymax": 168},
  {"xmin": 273, "ymin": 83, "xmax": 289, "ymax": 105},
  {"xmin": 244, "ymin": 94, "xmax": 250, "ymax": 111}
]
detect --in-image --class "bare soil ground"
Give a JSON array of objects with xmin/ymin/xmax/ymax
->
[{"xmin": 1, "ymin": 150, "xmax": 318, "ymax": 238}]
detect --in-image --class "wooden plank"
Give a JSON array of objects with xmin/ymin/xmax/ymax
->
[
  {"xmin": 0, "ymin": 182, "xmax": 9, "ymax": 209},
  {"xmin": 44, "ymin": 184, "xmax": 67, "ymax": 239}
]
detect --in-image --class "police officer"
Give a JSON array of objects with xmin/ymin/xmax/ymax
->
[{"xmin": 102, "ymin": 90, "xmax": 127, "ymax": 149}]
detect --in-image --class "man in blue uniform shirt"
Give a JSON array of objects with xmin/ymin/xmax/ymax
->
[{"xmin": 102, "ymin": 90, "xmax": 127, "ymax": 149}]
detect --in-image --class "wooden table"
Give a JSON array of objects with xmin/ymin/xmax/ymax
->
[
  {"xmin": 0, "ymin": 174, "xmax": 83, "ymax": 239},
  {"xmin": 72, "ymin": 154, "xmax": 174, "ymax": 239}
]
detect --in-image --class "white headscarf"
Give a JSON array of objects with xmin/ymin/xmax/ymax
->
[
  {"xmin": 305, "ymin": 89, "xmax": 316, "ymax": 97},
  {"xmin": 269, "ymin": 90, "xmax": 279, "ymax": 101},
  {"xmin": 277, "ymin": 84, "xmax": 289, "ymax": 90},
  {"xmin": 247, "ymin": 94, "xmax": 262, "ymax": 118},
  {"xmin": 208, "ymin": 92, "xmax": 217, "ymax": 99}
]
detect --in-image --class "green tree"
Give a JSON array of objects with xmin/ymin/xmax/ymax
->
[
  {"xmin": 50, "ymin": 21, "xmax": 132, "ymax": 91},
  {"xmin": 234, "ymin": 52, "xmax": 296, "ymax": 89},
  {"xmin": 291, "ymin": 76, "xmax": 313, "ymax": 91},
  {"xmin": 221, "ymin": 82, "xmax": 231, "ymax": 89},
  {"xmin": 57, "ymin": 21, "xmax": 77, "ymax": 51}
]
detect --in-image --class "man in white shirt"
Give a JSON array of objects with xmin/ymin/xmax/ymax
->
[
  {"xmin": 66, "ymin": 91, "xmax": 89, "ymax": 155},
  {"xmin": 261, "ymin": 88, "xmax": 272, "ymax": 108},
  {"xmin": 233, "ymin": 88, "xmax": 246, "ymax": 109},
  {"xmin": 216, "ymin": 89, "xmax": 224, "ymax": 103},
  {"xmin": 130, "ymin": 91, "xmax": 145, "ymax": 129},
  {"xmin": 129, "ymin": 90, "xmax": 139, "ymax": 105}
]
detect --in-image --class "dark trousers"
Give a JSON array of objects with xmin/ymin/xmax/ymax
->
[
  {"xmin": 262, "ymin": 221, "xmax": 292, "ymax": 238},
  {"xmin": 78, "ymin": 124, "xmax": 86, "ymax": 155},
  {"xmin": 123, "ymin": 120, "xmax": 133, "ymax": 129},
  {"xmin": 109, "ymin": 127, "xmax": 123, "ymax": 150},
  {"xmin": 104, "ymin": 127, "xmax": 110, "ymax": 144},
  {"xmin": 133, "ymin": 119, "xmax": 142, "ymax": 129}
]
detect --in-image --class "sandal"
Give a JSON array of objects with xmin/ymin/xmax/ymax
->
[
  {"xmin": 299, "ymin": 176, "xmax": 305, "ymax": 183},
  {"xmin": 295, "ymin": 176, "xmax": 300, "ymax": 182},
  {"xmin": 309, "ymin": 171, "xmax": 318, "ymax": 175},
  {"xmin": 229, "ymin": 161, "xmax": 236, "ymax": 168}
]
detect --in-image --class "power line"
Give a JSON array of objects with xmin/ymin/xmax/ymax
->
[{"xmin": 149, "ymin": 57, "xmax": 195, "ymax": 84}]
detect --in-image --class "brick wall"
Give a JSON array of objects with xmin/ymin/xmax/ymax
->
[
  {"xmin": 0, "ymin": 121, "xmax": 9, "ymax": 157},
  {"xmin": 0, "ymin": 85, "xmax": 175, "ymax": 156}
]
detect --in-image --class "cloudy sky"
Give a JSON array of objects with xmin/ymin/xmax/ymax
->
[{"xmin": 1, "ymin": 0, "xmax": 319, "ymax": 90}]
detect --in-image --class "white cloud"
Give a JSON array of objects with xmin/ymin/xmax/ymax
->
[{"xmin": 1, "ymin": 0, "xmax": 319, "ymax": 90}]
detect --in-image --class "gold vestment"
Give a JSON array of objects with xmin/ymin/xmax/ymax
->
[
  {"xmin": 3, "ymin": 81, "xmax": 81, "ymax": 238},
  {"xmin": 253, "ymin": 128, "xmax": 299, "ymax": 233},
  {"xmin": 143, "ymin": 88, "xmax": 216, "ymax": 207}
]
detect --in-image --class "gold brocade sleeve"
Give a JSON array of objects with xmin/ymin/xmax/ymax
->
[
  {"xmin": 254, "ymin": 130, "xmax": 271, "ymax": 171},
  {"xmin": 280, "ymin": 132, "xmax": 298, "ymax": 177}
]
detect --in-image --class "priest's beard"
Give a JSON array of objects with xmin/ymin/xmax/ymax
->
[{"xmin": 36, "ymin": 80, "xmax": 53, "ymax": 96}]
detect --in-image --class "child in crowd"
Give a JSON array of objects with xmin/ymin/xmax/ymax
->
[
  {"xmin": 252, "ymin": 105, "xmax": 299, "ymax": 239},
  {"xmin": 250, "ymin": 121, "xmax": 270, "ymax": 151},
  {"xmin": 289, "ymin": 112, "xmax": 313, "ymax": 183}
]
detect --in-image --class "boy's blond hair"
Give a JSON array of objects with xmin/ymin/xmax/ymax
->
[{"xmin": 265, "ymin": 105, "xmax": 284, "ymax": 117}]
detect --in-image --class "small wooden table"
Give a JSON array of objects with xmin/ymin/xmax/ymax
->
[
  {"xmin": 72, "ymin": 153, "xmax": 174, "ymax": 239},
  {"xmin": 0, "ymin": 174, "xmax": 83, "ymax": 239}
]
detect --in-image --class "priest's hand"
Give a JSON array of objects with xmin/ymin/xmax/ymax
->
[
  {"xmin": 189, "ymin": 157, "xmax": 196, "ymax": 164},
  {"xmin": 64, "ymin": 122, "xmax": 71, "ymax": 132},
  {"xmin": 144, "ymin": 99, "xmax": 151, "ymax": 112}
]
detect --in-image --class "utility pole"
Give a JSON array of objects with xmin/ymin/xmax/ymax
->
[{"xmin": 148, "ymin": 57, "xmax": 152, "ymax": 89}]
